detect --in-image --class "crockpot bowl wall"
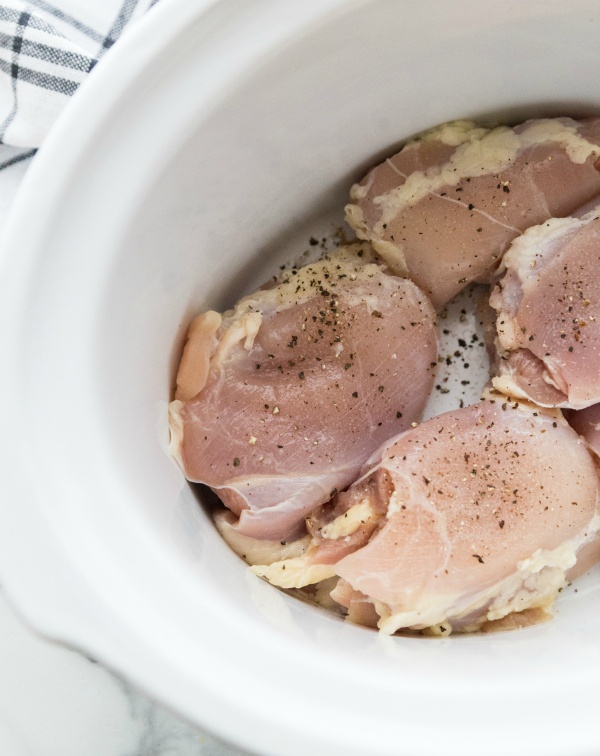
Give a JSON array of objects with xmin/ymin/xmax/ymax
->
[{"xmin": 0, "ymin": 1, "xmax": 599, "ymax": 755}]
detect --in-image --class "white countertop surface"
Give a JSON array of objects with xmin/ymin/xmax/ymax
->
[{"xmin": 0, "ymin": 589, "xmax": 249, "ymax": 756}]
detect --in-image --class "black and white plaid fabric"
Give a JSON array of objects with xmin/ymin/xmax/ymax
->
[{"xmin": 0, "ymin": 0, "xmax": 157, "ymax": 231}]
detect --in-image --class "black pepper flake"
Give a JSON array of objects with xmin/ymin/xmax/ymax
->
[
  {"xmin": 344, "ymin": 363, "xmax": 352, "ymax": 370},
  {"xmin": 352, "ymin": 391, "xmax": 359, "ymax": 398},
  {"xmin": 233, "ymin": 457, "xmax": 240, "ymax": 467},
  {"xmin": 372, "ymin": 310, "xmax": 383, "ymax": 318},
  {"xmin": 396, "ymin": 411, "xmax": 403, "ymax": 418},
  {"xmin": 378, "ymin": 385, "xmax": 385, "ymax": 392},
  {"xmin": 298, "ymin": 371, "xmax": 305, "ymax": 380},
  {"xmin": 468, "ymin": 203, "xmax": 475, "ymax": 210},
  {"xmin": 472, "ymin": 554, "xmax": 484, "ymax": 564},
  {"xmin": 499, "ymin": 520, "xmax": 505, "ymax": 529}
]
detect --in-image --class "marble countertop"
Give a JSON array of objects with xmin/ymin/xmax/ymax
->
[{"xmin": 0, "ymin": 589, "xmax": 250, "ymax": 756}]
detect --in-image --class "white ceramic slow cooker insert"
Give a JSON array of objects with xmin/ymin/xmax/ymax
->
[{"xmin": 0, "ymin": 1, "xmax": 599, "ymax": 754}]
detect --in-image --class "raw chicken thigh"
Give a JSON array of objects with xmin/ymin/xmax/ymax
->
[
  {"xmin": 345, "ymin": 117, "xmax": 600, "ymax": 309},
  {"xmin": 563, "ymin": 405, "xmax": 600, "ymax": 578},
  {"xmin": 490, "ymin": 201, "xmax": 600, "ymax": 409},
  {"xmin": 568, "ymin": 404, "xmax": 600, "ymax": 457},
  {"xmin": 169, "ymin": 244, "xmax": 438, "ymax": 540},
  {"xmin": 251, "ymin": 398, "xmax": 600, "ymax": 634}
]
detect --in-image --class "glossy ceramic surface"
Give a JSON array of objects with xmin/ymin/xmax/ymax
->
[{"xmin": 0, "ymin": 1, "xmax": 599, "ymax": 754}]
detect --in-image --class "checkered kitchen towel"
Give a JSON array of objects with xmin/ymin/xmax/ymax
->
[{"xmin": 0, "ymin": 0, "xmax": 157, "ymax": 229}]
